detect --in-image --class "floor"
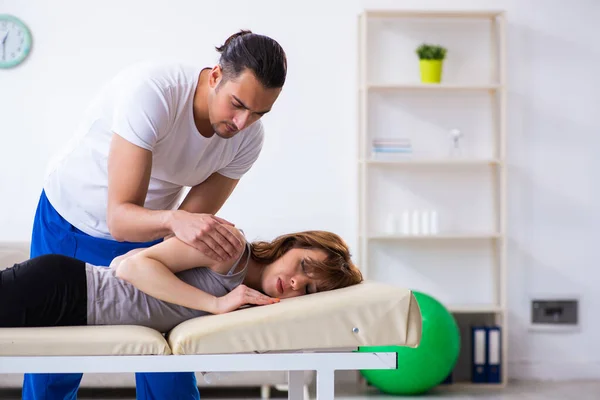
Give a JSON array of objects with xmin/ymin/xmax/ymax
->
[
  {"xmin": 0, "ymin": 380, "xmax": 599, "ymax": 399},
  {"xmin": 338, "ymin": 380, "xmax": 600, "ymax": 399}
]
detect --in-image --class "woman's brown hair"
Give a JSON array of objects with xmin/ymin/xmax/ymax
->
[{"xmin": 249, "ymin": 231, "xmax": 363, "ymax": 292}]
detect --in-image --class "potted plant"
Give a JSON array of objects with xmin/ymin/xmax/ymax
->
[{"xmin": 415, "ymin": 43, "xmax": 447, "ymax": 84}]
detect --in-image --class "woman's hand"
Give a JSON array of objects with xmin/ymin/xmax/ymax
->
[{"xmin": 213, "ymin": 285, "xmax": 280, "ymax": 314}]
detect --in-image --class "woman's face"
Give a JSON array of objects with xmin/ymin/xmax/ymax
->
[{"xmin": 260, "ymin": 247, "xmax": 327, "ymax": 299}]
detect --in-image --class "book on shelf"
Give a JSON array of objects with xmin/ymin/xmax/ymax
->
[{"xmin": 371, "ymin": 137, "xmax": 413, "ymax": 159}]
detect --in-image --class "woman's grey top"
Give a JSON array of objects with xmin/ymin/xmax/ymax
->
[{"xmin": 85, "ymin": 242, "xmax": 251, "ymax": 333}]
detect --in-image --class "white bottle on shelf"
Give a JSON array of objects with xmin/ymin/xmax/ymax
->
[
  {"xmin": 430, "ymin": 210, "xmax": 439, "ymax": 234},
  {"xmin": 421, "ymin": 210, "xmax": 430, "ymax": 235},
  {"xmin": 401, "ymin": 210, "xmax": 410, "ymax": 235},
  {"xmin": 449, "ymin": 128, "xmax": 464, "ymax": 158},
  {"xmin": 411, "ymin": 210, "xmax": 420, "ymax": 235}
]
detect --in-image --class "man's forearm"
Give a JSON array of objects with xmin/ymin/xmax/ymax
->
[{"xmin": 108, "ymin": 203, "xmax": 176, "ymax": 242}]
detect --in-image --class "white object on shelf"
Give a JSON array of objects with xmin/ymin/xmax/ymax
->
[
  {"xmin": 421, "ymin": 211, "xmax": 431, "ymax": 235},
  {"xmin": 449, "ymin": 128, "xmax": 464, "ymax": 157},
  {"xmin": 411, "ymin": 210, "xmax": 421, "ymax": 235},
  {"xmin": 430, "ymin": 210, "xmax": 439, "ymax": 234},
  {"xmin": 401, "ymin": 210, "xmax": 410, "ymax": 234}
]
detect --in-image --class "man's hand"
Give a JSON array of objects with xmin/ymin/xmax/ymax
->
[
  {"xmin": 212, "ymin": 285, "xmax": 280, "ymax": 314},
  {"xmin": 169, "ymin": 211, "xmax": 244, "ymax": 262}
]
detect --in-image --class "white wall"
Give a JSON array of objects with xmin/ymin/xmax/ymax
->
[
  {"xmin": 0, "ymin": 0, "xmax": 361, "ymax": 244},
  {"xmin": 1, "ymin": 0, "xmax": 599, "ymax": 382}
]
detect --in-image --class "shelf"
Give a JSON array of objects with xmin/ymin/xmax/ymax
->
[
  {"xmin": 361, "ymin": 158, "xmax": 501, "ymax": 166},
  {"xmin": 359, "ymin": 9, "xmax": 508, "ymax": 387},
  {"xmin": 368, "ymin": 233, "xmax": 502, "ymax": 240},
  {"xmin": 448, "ymin": 304, "xmax": 504, "ymax": 314},
  {"xmin": 366, "ymin": 83, "xmax": 502, "ymax": 91},
  {"xmin": 363, "ymin": 10, "xmax": 505, "ymax": 19}
]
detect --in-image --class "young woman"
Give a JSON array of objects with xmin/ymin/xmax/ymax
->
[{"xmin": 0, "ymin": 226, "xmax": 362, "ymax": 333}]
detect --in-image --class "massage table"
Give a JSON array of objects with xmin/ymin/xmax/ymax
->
[{"xmin": 0, "ymin": 281, "xmax": 422, "ymax": 399}]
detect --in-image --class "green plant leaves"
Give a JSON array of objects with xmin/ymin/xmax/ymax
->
[{"xmin": 416, "ymin": 43, "xmax": 447, "ymax": 60}]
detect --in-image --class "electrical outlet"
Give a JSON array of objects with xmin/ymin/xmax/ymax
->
[{"xmin": 530, "ymin": 298, "xmax": 579, "ymax": 332}]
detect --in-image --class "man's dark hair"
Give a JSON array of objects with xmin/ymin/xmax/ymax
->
[{"xmin": 215, "ymin": 30, "xmax": 287, "ymax": 89}]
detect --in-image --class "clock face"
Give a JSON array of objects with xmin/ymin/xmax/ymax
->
[{"xmin": 0, "ymin": 15, "xmax": 32, "ymax": 69}]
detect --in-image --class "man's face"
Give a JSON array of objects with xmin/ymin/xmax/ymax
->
[{"xmin": 208, "ymin": 66, "xmax": 282, "ymax": 138}]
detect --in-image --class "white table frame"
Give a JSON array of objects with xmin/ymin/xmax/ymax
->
[{"xmin": 0, "ymin": 351, "xmax": 397, "ymax": 399}]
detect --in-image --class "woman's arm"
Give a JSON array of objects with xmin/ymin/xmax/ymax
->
[
  {"xmin": 109, "ymin": 248, "xmax": 145, "ymax": 270},
  {"xmin": 114, "ymin": 225, "xmax": 246, "ymax": 313},
  {"xmin": 116, "ymin": 252, "xmax": 221, "ymax": 313}
]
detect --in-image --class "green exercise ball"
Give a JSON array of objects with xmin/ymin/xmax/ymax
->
[{"xmin": 358, "ymin": 291, "xmax": 460, "ymax": 395}]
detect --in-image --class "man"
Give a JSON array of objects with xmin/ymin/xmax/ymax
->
[{"xmin": 24, "ymin": 29, "xmax": 287, "ymax": 400}]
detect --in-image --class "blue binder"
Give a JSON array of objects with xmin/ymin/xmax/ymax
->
[
  {"xmin": 471, "ymin": 326, "xmax": 487, "ymax": 383},
  {"xmin": 487, "ymin": 326, "xmax": 502, "ymax": 383}
]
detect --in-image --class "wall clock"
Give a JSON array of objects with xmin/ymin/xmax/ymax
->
[{"xmin": 0, "ymin": 14, "xmax": 32, "ymax": 69}]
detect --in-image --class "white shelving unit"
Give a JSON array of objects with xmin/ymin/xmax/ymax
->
[{"xmin": 357, "ymin": 10, "xmax": 507, "ymax": 388}]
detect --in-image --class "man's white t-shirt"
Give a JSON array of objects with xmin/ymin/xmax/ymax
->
[{"xmin": 44, "ymin": 62, "xmax": 264, "ymax": 240}]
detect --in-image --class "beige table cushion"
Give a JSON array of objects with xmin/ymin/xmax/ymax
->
[
  {"xmin": 1, "ymin": 244, "xmax": 171, "ymax": 357},
  {"xmin": 0, "ymin": 325, "xmax": 170, "ymax": 356},
  {"xmin": 168, "ymin": 281, "xmax": 422, "ymax": 355}
]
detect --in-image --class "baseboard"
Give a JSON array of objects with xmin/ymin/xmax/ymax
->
[{"xmin": 510, "ymin": 361, "xmax": 600, "ymax": 381}]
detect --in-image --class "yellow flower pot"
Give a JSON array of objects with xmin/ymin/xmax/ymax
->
[{"xmin": 419, "ymin": 60, "xmax": 443, "ymax": 83}]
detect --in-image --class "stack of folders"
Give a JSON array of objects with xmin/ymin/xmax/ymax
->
[
  {"xmin": 371, "ymin": 138, "xmax": 412, "ymax": 159},
  {"xmin": 471, "ymin": 325, "xmax": 502, "ymax": 384}
]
